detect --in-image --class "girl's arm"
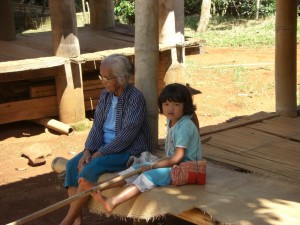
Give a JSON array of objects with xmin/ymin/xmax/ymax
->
[
  {"xmin": 140, "ymin": 147, "xmax": 185, "ymax": 172},
  {"xmin": 153, "ymin": 147, "xmax": 185, "ymax": 169}
]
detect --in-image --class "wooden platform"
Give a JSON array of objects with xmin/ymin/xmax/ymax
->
[{"xmin": 200, "ymin": 111, "xmax": 300, "ymax": 183}]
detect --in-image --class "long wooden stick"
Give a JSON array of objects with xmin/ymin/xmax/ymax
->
[{"xmin": 7, "ymin": 157, "xmax": 167, "ymax": 225}]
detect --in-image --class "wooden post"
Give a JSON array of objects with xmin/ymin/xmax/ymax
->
[
  {"xmin": 175, "ymin": 0, "xmax": 185, "ymax": 43},
  {"xmin": 0, "ymin": 0, "xmax": 16, "ymax": 40},
  {"xmin": 159, "ymin": 0, "xmax": 186, "ymax": 85},
  {"xmin": 275, "ymin": 0, "xmax": 297, "ymax": 117},
  {"xmin": 135, "ymin": 0, "xmax": 159, "ymax": 151},
  {"xmin": 49, "ymin": 0, "xmax": 85, "ymax": 124},
  {"xmin": 89, "ymin": 0, "xmax": 115, "ymax": 30},
  {"xmin": 159, "ymin": 0, "xmax": 176, "ymax": 44},
  {"xmin": 55, "ymin": 61, "xmax": 85, "ymax": 124},
  {"xmin": 48, "ymin": 0, "xmax": 80, "ymax": 57}
]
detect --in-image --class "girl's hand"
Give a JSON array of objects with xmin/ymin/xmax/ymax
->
[{"xmin": 140, "ymin": 165, "xmax": 152, "ymax": 173}]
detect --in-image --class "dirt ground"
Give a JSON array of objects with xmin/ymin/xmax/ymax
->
[{"xmin": 0, "ymin": 46, "xmax": 298, "ymax": 225}]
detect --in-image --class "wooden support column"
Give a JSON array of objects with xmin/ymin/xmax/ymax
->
[
  {"xmin": 49, "ymin": 0, "xmax": 85, "ymax": 124},
  {"xmin": 174, "ymin": 0, "xmax": 185, "ymax": 43},
  {"xmin": 89, "ymin": 0, "xmax": 115, "ymax": 30},
  {"xmin": 159, "ymin": 0, "xmax": 186, "ymax": 85},
  {"xmin": 49, "ymin": 0, "xmax": 80, "ymax": 57},
  {"xmin": 275, "ymin": 0, "xmax": 297, "ymax": 117},
  {"xmin": 56, "ymin": 61, "xmax": 85, "ymax": 123},
  {"xmin": 135, "ymin": 0, "xmax": 159, "ymax": 151},
  {"xmin": 0, "ymin": 0, "xmax": 16, "ymax": 40}
]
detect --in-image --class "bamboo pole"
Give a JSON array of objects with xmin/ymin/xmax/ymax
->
[
  {"xmin": 32, "ymin": 118, "xmax": 74, "ymax": 135},
  {"xmin": 7, "ymin": 157, "xmax": 167, "ymax": 225}
]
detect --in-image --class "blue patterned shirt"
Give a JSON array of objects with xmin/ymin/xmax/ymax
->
[{"xmin": 85, "ymin": 85, "xmax": 152, "ymax": 156}]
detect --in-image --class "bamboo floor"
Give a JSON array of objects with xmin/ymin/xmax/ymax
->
[{"xmin": 199, "ymin": 111, "xmax": 300, "ymax": 183}]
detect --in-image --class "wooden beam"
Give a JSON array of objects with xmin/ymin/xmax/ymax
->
[
  {"xmin": 275, "ymin": 0, "xmax": 297, "ymax": 117},
  {"xmin": 0, "ymin": 57, "xmax": 66, "ymax": 74},
  {"xmin": 0, "ymin": 0, "xmax": 15, "ymax": 40},
  {"xmin": 0, "ymin": 96, "xmax": 58, "ymax": 124}
]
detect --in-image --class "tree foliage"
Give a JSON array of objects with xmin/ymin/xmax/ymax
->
[{"xmin": 112, "ymin": 0, "xmax": 276, "ymax": 25}]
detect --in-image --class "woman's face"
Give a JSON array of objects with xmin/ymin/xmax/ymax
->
[
  {"xmin": 162, "ymin": 100, "xmax": 184, "ymax": 125},
  {"xmin": 99, "ymin": 64, "xmax": 124, "ymax": 96}
]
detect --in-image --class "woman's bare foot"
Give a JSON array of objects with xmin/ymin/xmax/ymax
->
[{"xmin": 79, "ymin": 178, "xmax": 114, "ymax": 213}]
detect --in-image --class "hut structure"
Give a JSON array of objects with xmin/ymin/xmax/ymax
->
[
  {"xmin": 0, "ymin": 0, "xmax": 202, "ymax": 148},
  {"xmin": 1, "ymin": 0, "xmax": 299, "ymax": 225}
]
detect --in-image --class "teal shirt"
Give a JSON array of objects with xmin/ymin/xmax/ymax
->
[{"xmin": 165, "ymin": 115, "xmax": 202, "ymax": 161}]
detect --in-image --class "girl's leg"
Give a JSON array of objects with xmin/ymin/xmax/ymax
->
[{"xmin": 80, "ymin": 178, "xmax": 141, "ymax": 213}]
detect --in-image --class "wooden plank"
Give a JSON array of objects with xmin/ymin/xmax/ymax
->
[
  {"xmin": 205, "ymin": 127, "xmax": 284, "ymax": 153},
  {"xmin": 203, "ymin": 144, "xmax": 300, "ymax": 181},
  {"xmin": 0, "ymin": 96, "xmax": 58, "ymax": 124},
  {"xmin": 96, "ymin": 30, "xmax": 134, "ymax": 43},
  {"xmin": 0, "ymin": 57, "xmax": 66, "ymax": 73},
  {"xmin": 174, "ymin": 208, "xmax": 214, "ymax": 225},
  {"xmin": 206, "ymin": 127, "xmax": 300, "ymax": 168},
  {"xmin": 84, "ymin": 89, "xmax": 101, "ymax": 101},
  {"xmin": 247, "ymin": 117, "xmax": 300, "ymax": 141},
  {"xmin": 0, "ymin": 40, "xmax": 51, "ymax": 62},
  {"xmin": 200, "ymin": 111, "xmax": 279, "ymax": 136},
  {"xmin": 29, "ymin": 79, "xmax": 106, "ymax": 98},
  {"xmin": 80, "ymin": 47, "xmax": 135, "ymax": 61},
  {"xmin": 0, "ymin": 67, "xmax": 58, "ymax": 83},
  {"xmin": 30, "ymin": 83, "xmax": 56, "ymax": 98},
  {"xmin": 0, "ymin": 94, "xmax": 102, "ymax": 124}
]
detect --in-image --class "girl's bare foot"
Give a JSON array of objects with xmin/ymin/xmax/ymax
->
[
  {"xmin": 79, "ymin": 178, "xmax": 114, "ymax": 213},
  {"xmin": 92, "ymin": 190, "xmax": 114, "ymax": 213}
]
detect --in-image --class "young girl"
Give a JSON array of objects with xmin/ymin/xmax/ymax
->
[{"xmin": 79, "ymin": 83, "xmax": 202, "ymax": 213}]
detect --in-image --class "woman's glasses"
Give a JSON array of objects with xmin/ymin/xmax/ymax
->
[{"xmin": 98, "ymin": 75, "xmax": 116, "ymax": 83}]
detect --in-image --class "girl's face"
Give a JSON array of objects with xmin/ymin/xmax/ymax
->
[{"xmin": 162, "ymin": 100, "xmax": 184, "ymax": 125}]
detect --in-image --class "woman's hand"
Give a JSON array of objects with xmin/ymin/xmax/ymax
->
[
  {"xmin": 91, "ymin": 151, "xmax": 102, "ymax": 160},
  {"xmin": 78, "ymin": 149, "xmax": 92, "ymax": 172}
]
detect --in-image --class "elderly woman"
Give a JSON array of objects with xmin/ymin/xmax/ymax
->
[{"xmin": 60, "ymin": 54, "xmax": 151, "ymax": 225}]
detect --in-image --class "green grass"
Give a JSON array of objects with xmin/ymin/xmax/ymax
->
[
  {"xmin": 185, "ymin": 15, "xmax": 300, "ymax": 48},
  {"xmin": 71, "ymin": 119, "xmax": 93, "ymax": 132}
]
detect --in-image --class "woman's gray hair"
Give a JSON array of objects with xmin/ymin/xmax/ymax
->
[{"xmin": 101, "ymin": 54, "xmax": 133, "ymax": 86}]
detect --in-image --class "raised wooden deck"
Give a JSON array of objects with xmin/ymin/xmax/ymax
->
[
  {"xmin": 169, "ymin": 111, "xmax": 300, "ymax": 224},
  {"xmin": 200, "ymin": 111, "xmax": 300, "ymax": 183},
  {"xmin": 0, "ymin": 23, "xmax": 203, "ymax": 125}
]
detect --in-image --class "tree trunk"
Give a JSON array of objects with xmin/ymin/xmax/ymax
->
[
  {"xmin": 197, "ymin": 0, "xmax": 211, "ymax": 33},
  {"xmin": 255, "ymin": 0, "xmax": 260, "ymax": 20}
]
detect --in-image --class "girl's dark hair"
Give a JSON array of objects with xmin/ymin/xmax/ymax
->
[{"xmin": 158, "ymin": 83, "xmax": 196, "ymax": 115}]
